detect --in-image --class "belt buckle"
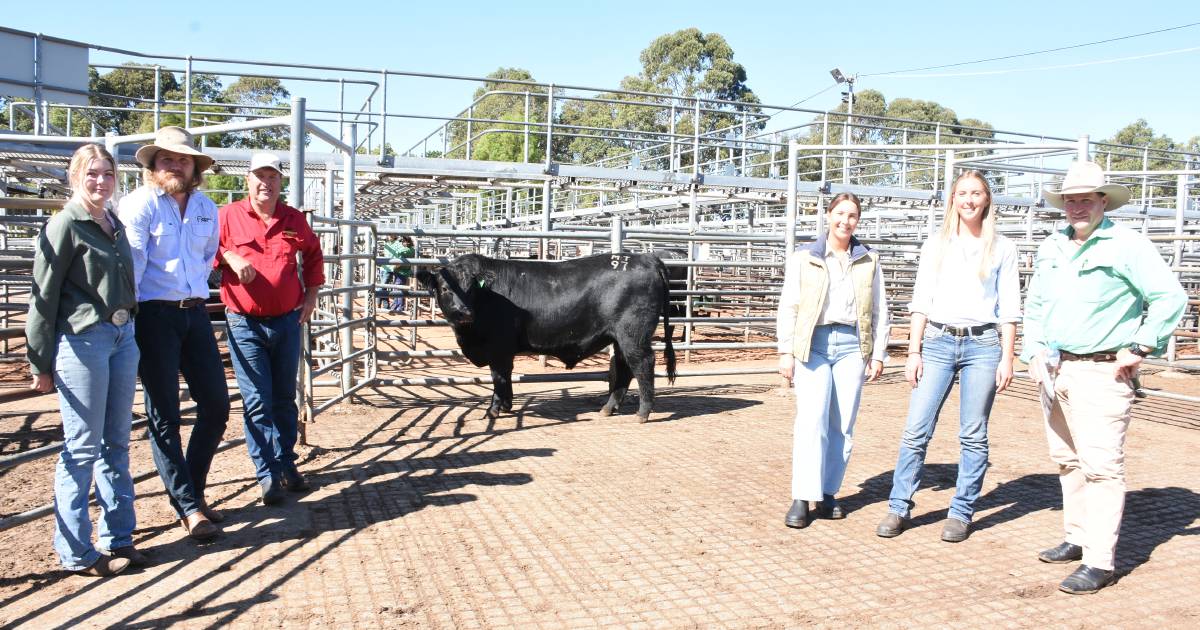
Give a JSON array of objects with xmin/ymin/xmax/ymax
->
[
  {"xmin": 946, "ymin": 325, "xmax": 966, "ymax": 336},
  {"xmin": 110, "ymin": 309, "xmax": 130, "ymax": 325}
]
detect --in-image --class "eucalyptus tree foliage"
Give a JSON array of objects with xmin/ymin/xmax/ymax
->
[
  {"xmin": 557, "ymin": 28, "xmax": 762, "ymax": 169},
  {"xmin": 792, "ymin": 89, "xmax": 996, "ymax": 188},
  {"xmin": 446, "ymin": 67, "xmax": 549, "ymax": 161},
  {"xmin": 1100, "ymin": 119, "xmax": 1192, "ymax": 203}
]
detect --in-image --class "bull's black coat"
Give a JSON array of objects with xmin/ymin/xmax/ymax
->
[{"xmin": 417, "ymin": 253, "xmax": 677, "ymax": 421}]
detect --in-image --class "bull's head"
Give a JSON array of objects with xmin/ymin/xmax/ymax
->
[{"xmin": 416, "ymin": 255, "xmax": 494, "ymax": 327}]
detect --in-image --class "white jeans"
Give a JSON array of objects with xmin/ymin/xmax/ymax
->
[{"xmin": 791, "ymin": 323, "xmax": 866, "ymax": 501}]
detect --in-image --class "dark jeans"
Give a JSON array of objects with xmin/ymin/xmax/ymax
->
[
  {"xmin": 135, "ymin": 302, "xmax": 230, "ymax": 519},
  {"xmin": 225, "ymin": 310, "xmax": 302, "ymax": 483}
]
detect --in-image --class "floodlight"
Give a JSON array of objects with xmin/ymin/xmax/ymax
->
[{"xmin": 830, "ymin": 68, "xmax": 846, "ymax": 84}]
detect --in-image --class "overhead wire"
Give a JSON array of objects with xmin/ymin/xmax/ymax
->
[
  {"xmin": 876, "ymin": 45, "xmax": 1200, "ymax": 79},
  {"xmin": 861, "ymin": 21, "xmax": 1200, "ymax": 77}
]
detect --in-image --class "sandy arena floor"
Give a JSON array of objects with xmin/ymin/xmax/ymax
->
[{"xmin": 1, "ymin": 351, "xmax": 1198, "ymax": 628}]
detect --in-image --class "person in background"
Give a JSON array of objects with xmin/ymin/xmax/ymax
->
[
  {"xmin": 217, "ymin": 152, "xmax": 325, "ymax": 505},
  {"xmin": 1023, "ymin": 160, "xmax": 1186, "ymax": 594},
  {"xmin": 118, "ymin": 126, "xmax": 229, "ymax": 542},
  {"xmin": 876, "ymin": 170, "xmax": 1020, "ymax": 543},
  {"xmin": 27, "ymin": 144, "xmax": 142, "ymax": 575},
  {"xmin": 776, "ymin": 192, "xmax": 889, "ymax": 529},
  {"xmin": 382, "ymin": 235, "xmax": 415, "ymax": 313}
]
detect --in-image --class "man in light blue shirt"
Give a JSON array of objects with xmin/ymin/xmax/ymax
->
[
  {"xmin": 117, "ymin": 126, "xmax": 230, "ymax": 543},
  {"xmin": 1023, "ymin": 160, "xmax": 1186, "ymax": 595}
]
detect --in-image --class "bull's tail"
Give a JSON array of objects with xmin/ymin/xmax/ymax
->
[{"xmin": 657, "ymin": 259, "xmax": 678, "ymax": 384}]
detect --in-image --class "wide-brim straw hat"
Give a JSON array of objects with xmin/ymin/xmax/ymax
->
[
  {"xmin": 134, "ymin": 126, "xmax": 214, "ymax": 172},
  {"xmin": 1042, "ymin": 160, "xmax": 1131, "ymax": 211}
]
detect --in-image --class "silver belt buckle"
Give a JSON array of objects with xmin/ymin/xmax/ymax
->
[{"xmin": 110, "ymin": 309, "xmax": 130, "ymax": 326}]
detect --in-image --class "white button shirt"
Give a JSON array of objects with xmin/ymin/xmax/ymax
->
[
  {"xmin": 117, "ymin": 186, "xmax": 220, "ymax": 301},
  {"xmin": 908, "ymin": 234, "xmax": 1021, "ymax": 325}
]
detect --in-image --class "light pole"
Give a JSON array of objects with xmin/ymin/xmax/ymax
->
[{"xmin": 830, "ymin": 68, "xmax": 856, "ymax": 185}]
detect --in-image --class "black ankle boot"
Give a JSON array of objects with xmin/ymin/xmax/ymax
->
[
  {"xmin": 816, "ymin": 494, "xmax": 844, "ymax": 519},
  {"xmin": 785, "ymin": 500, "xmax": 809, "ymax": 529}
]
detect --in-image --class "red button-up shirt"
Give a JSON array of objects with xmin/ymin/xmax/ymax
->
[{"xmin": 216, "ymin": 199, "xmax": 325, "ymax": 317}]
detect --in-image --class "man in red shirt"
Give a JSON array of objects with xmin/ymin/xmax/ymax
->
[{"xmin": 217, "ymin": 152, "xmax": 324, "ymax": 505}]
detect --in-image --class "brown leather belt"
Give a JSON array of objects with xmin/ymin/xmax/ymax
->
[
  {"xmin": 1059, "ymin": 350, "xmax": 1118, "ymax": 363},
  {"xmin": 144, "ymin": 298, "xmax": 206, "ymax": 309}
]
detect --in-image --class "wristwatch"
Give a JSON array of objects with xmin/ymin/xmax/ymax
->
[{"xmin": 1127, "ymin": 343, "xmax": 1149, "ymax": 358}]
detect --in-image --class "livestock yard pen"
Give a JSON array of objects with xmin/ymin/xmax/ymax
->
[{"xmin": 1, "ymin": 26, "xmax": 1199, "ymax": 628}]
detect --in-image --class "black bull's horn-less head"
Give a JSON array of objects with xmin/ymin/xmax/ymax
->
[{"xmin": 416, "ymin": 263, "xmax": 496, "ymax": 326}]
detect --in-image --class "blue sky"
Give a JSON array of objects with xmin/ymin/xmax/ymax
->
[{"xmin": 7, "ymin": 1, "xmax": 1199, "ymax": 150}]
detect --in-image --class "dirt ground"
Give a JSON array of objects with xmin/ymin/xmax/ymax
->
[{"xmin": 1, "ymin": 340, "xmax": 1199, "ymax": 627}]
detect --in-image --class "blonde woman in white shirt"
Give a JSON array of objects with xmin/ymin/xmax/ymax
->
[
  {"xmin": 777, "ymin": 193, "xmax": 890, "ymax": 529},
  {"xmin": 877, "ymin": 170, "xmax": 1020, "ymax": 543}
]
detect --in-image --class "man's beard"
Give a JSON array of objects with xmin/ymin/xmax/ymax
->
[{"xmin": 150, "ymin": 169, "xmax": 192, "ymax": 194}]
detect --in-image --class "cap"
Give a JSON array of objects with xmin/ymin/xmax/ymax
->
[{"xmin": 248, "ymin": 152, "xmax": 284, "ymax": 175}]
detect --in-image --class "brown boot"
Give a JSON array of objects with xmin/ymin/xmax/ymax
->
[
  {"xmin": 107, "ymin": 545, "xmax": 149, "ymax": 567},
  {"xmin": 75, "ymin": 554, "xmax": 130, "ymax": 577}
]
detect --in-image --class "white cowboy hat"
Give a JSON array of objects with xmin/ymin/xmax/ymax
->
[
  {"xmin": 1042, "ymin": 160, "xmax": 1131, "ymax": 211},
  {"xmin": 134, "ymin": 126, "xmax": 214, "ymax": 172}
]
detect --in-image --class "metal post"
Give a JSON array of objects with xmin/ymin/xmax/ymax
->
[
  {"xmin": 32, "ymin": 34, "xmax": 42, "ymax": 135},
  {"xmin": 1141, "ymin": 147, "xmax": 1151, "ymax": 233},
  {"xmin": 936, "ymin": 149, "xmax": 955, "ymax": 233},
  {"xmin": 380, "ymin": 70, "xmax": 388, "ymax": 163},
  {"xmin": 610, "ymin": 216, "xmax": 623, "ymax": 253},
  {"xmin": 504, "ymin": 187, "xmax": 513, "ymax": 224},
  {"xmin": 821, "ymin": 112, "xmax": 829, "ymax": 182},
  {"xmin": 692, "ymin": 98, "xmax": 700, "ymax": 178},
  {"xmin": 933, "ymin": 124, "xmax": 941, "ymax": 188},
  {"xmin": 901, "ymin": 129, "xmax": 908, "ymax": 188},
  {"xmin": 184, "ymin": 56, "xmax": 192, "ymax": 128},
  {"xmin": 338, "ymin": 79, "xmax": 345, "ymax": 138},
  {"xmin": 340, "ymin": 124, "xmax": 357, "ymax": 393},
  {"xmin": 842, "ymin": 90, "xmax": 852, "ymax": 185},
  {"xmin": 523, "ymin": 91, "xmax": 530, "ymax": 162},
  {"xmin": 1077, "ymin": 134, "xmax": 1090, "ymax": 161},
  {"xmin": 540, "ymin": 180, "xmax": 552, "ymax": 259},
  {"xmin": 544, "ymin": 84, "xmax": 555, "ymax": 172},
  {"xmin": 1168, "ymin": 158, "xmax": 1189, "ymax": 363},
  {"xmin": 466, "ymin": 103, "xmax": 473, "ymax": 159},
  {"xmin": 785, "ymin": 140, "xmax": 798, "ymax": 254},
  {"xmin": 669, "ymin": 102, "xmax": 677, "ymax": 171},
  {"xmin": 740, "ymin": 111, "xmax": 748, "ymax": 176},
  {"xmin": 688, "ymin": 187, "xmax": 698, "ymax": 234},
  {"xmin": 289, "ymin": 97, "xmax": 306, "ymax": 208},
  {"xmin": 153, "ymin": 66, "xmax": 161, "ymax": 130}
]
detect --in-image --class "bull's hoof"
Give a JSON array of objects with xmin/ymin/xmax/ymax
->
[
  {"xmin": 486, "ymin": 407, "xmax": 502, "ymax": 419},
  {"xmin": 637, "ymin": 414, "xmax": 650, "ymax": 424},
  {"xmin": 598, "ymin": 405, "xmax": 615, "ymax": 417}
]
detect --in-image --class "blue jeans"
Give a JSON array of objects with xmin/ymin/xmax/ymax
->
[
  {"xmin": 887, "ymin": 324, "xmax": 1001, "ymax": 523},
  {"xmin": 135, "ymin": 302, "xmax": 230, "ymax": 519},
  {"xmin": 226, "ymin": 310, "xmax": 302, "ymax": 483},
  {"xmin": 791, "ymin": 323, "xmax": 865, "ymax": 501},
  {"xmin": 52, "ymin": 320, "xmax": 140, "ymax": 570}
]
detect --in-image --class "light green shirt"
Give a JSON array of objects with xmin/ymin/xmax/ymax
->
[
  {"xmin": 1021, "ymin": 218, "xmax": 1186, "ymax": 362},
  {"xmin": 382, "ymin": 240, "xmax": 414, "ymax": 277}
]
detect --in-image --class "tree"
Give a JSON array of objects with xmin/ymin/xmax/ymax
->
[
  {"xmin": 558, "ymin": 29, "xmax": 762, "ymax": 169},
  {"xmin": 219, "ymin": 77, "xmax": 292, "ymax": 149},
  {"xmin": 1101, "ymin": 119, "xmax": 1181, "ymax": 203},
  {"xmin": 794, "ymin": 89, "xmax": 995, "ymax": 188},
  {"xmin": 447, "ymin": 68, "xmax": 548, "ymax": 161}
]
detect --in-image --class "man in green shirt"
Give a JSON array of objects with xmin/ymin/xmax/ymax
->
[{"xmin": 1023, "ymin": 160, "xmax": 1187, "ymax": 594}]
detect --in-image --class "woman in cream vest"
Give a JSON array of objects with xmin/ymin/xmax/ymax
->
[{"xmin": 776, "ymin": 192, "xmax": 890, "ymax": 529}]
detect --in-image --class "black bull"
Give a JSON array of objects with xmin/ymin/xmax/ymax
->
[{"xmin": 416, "ymin": 253, "xmax": 678, "ymax": 422}]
